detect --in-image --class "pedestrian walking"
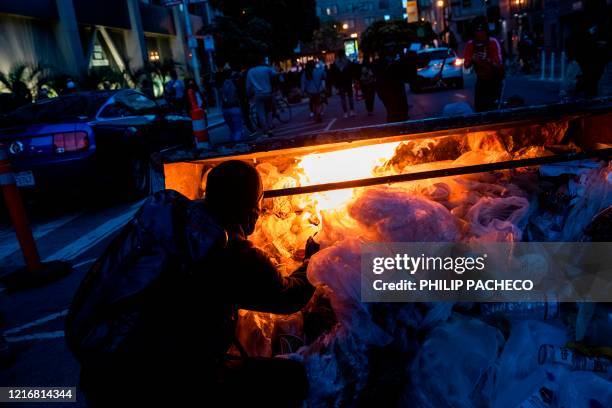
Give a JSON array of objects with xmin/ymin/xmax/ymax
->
[
  {"xmin": 573, "ymin": 12, "xmax": 608, "ymax": 98},
  {"xmin": 235, "ymin": 67, "xmax": 255, "ymax": 133},
  {"xmin": 185, "ymin": 78, "xmax": 204, "ymax": 108},
  {"xmin": 301, "ymin": 60, "xmax": 326, "ymax": 123},
  {"xmin": 220, "ymin": 68, "xmax": 245, "ymax": 142},
  {"xmin": 359, "ymin": 62, "xmax": 376, "ymax": 116},
  {"xmin": 330, "ymin": 51, "xmax": 356, "ymax": 118},
  {"xmin": 374, "ymin": 52, "xmax": 410, "ymax": 123},
  {"xmin": 64, "ymin": 78, "xmax": 77, "ymax": 95},
  {"xmin": 164, "ymin": 70, "xmax": 186, "ymax": 113},
  {"xmin": 246, "ymin": 57, "xmax": 277, "ymax": 135},
  {"xmin": 559, "ymin": 38, "xmax": 583, "ymax": 99},
  {"xmin": 463, "ymin": 18, "xmax": 504, "ymax": 112}
]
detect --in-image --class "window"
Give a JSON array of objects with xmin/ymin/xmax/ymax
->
[
  {"xmin": 325, "ymin": 5, "xmax": 338, "ymax": 15},
  {"xmin": 379, "ymin": 0, "xmax": 389, "ymax": 9},
  {"xmin": 99, "ymin": 102, "xmax": 133, "ymax": 118},
  {"xmin": 118, "ymin": 92, "xmax": 157, "ymax": 114},
  {"xmin": 364, "ymin": 16, "xmax": 377, "ymax": 26},
  {"xmin": 148, "ymin": 50, "xmax": 160, "ymax": 61},
  {"xmin": 99, "ymin": 92, "xmax": 157, "ymax": 118},
  {"xmin": 384, "ymin": 14, "xmax": 391, "ymax": 20},
  {"xmin": 360, "ymin": 2, "xmax": 374, "ymax": 11}
]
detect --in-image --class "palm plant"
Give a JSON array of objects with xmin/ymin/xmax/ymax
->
[{"xmin": 0, "ymin": 62, "xmax": 51, "ymax": 100}]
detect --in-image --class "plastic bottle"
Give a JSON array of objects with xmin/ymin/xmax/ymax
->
[
  {"xmin": 517, "ymin": 386, "xmax": 554, "ymax": 408},
  {"xmin": 538, "ymin": 344, "xmax": 611, "ymax": 374},
  {"xmin": 481, "ymin": 302, "xmax": 560, "ymax": 320}
]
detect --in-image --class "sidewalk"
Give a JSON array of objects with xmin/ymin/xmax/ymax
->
[{"xmin": 207, "ymin": 107, "xmax": 225, "ymax": 130}]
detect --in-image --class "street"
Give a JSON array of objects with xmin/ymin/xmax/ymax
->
[
  {"xmin": 0, "ymin": 73, "xmax": 563, "ymax": 406},
  {"xmin": 208, "ymin": 73, "xmax": 562, "ymax": 144}
]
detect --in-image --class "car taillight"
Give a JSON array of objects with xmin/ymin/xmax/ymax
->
[
  {"xmin": 53, "ymin": 131, "xmax": 89, "ymax": 153},
  {"xmin": 454, "ymin": 58, "xmax": 464, "ymax": 66}
]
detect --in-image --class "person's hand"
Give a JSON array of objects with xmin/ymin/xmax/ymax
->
[{"xmin": 304, "ymin": 236, "xmax": 320, "ymax": 260}]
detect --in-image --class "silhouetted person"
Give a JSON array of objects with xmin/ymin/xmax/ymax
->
[
  {"xmin": 164, "ymin": 70, "xmax": 185, "ymax": 113},
  {"xmin": 301, "ymin": 60, "xmax": 326, "ymax": 123},
  {"xmin": 464, "ymin": 18, "xmax": 504, "ymax": 112},
  {"xmin": 246, "ymin": 57, "xmax": 277, "ymax": 135},
  {"xmin": 359, "ymin": 62, "xmax": 376, "ymax": 116},
  {"xmin": 69, "ymin": 160, "xmax": 316, "ymax": 407},
  {"xmin": 219, "ymin": 68, "xmax": 245, "ymax": 141},
  {"xmin": 572, "ymin": 8, "xmax": 609, "ymax": 98},
  {"xmin": 63, "ymin": 78, "xmax": 77, "ymax": 95},
  {"xmin": 329, "ymin": 51, "xmax": 356, "ymax": 117},
  {"xmin": 374, "ymin": 52, "xmax": 410, "ymax": 123}
]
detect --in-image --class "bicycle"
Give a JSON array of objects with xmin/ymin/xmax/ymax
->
[{"xmin": 249, "ymin": 94, "xmax": 292, "ymax": 130}]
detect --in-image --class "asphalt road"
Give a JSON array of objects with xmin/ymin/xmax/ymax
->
[
  {"xmin": 0, "ymin": 73, "xmax": 561, "ymax": 406},
  {"xmin": 208, "ymin": 72, "xmax": 561, "ymax": 144}
]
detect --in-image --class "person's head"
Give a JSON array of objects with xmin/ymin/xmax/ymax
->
[
  {"xmin": 204, "ymin": 160, "xmax": 263, "ymax": 235},
  {"xmin": 305, "ymin": 60, "xmax": 315, "ymax": 79},
  {"xmin": 473, "ymin": 18, "xmax": 489, "ymax": 43},
  {"xmin": 186, "ymin": 78, "xmax": 197, "ymax": 89}
]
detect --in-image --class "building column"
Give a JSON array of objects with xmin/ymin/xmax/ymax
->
[
  {"xmin": 126, "ymin": 0, "xmax": 149, "ymax": 70},
  {"xmin": 55, "ymin": 0, "xmax": 86, "ymax": 74},
  {"xmin": 171, "ymin": 7, "xmax": 188, "ymax": 68}
]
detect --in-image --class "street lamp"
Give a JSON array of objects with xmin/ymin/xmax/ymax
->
[
  {"xmin": 342, "ymin": 23, "xmax": 349, "ymax": 30},
  {"xmin": 436, "ymin": 0, "xmax": 444, "ymax": 7}
]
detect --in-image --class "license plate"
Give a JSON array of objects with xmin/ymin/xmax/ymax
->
[{"xmin": 15, "ymin": 171, "xmax": 35, "ymax": 187}]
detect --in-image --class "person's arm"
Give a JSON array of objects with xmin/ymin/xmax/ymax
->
[
  {"xmin": 301, "ymin": 72, "xmax": 306, "ymax": 94},
  {"xmin": 231, "ymin": 241, "xmax": 315, "ymax": 314},
  {"xmin": 489, "ymin": 38, "xmax": 503, "ymax": 68},
  {"xmin": 464, "ymin": 42, "xmax": 474, "ymax": 69}
]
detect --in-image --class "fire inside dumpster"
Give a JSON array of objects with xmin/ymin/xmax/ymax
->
[{"xmin": 162, "ymin": 113, "xmax": 612, "ymax": 406}]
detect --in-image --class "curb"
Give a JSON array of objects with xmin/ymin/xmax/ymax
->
[{"xmin": 208, "ymin": 119, "xmax": 226, "ymax": 130}]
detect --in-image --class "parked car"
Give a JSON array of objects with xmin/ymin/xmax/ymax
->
[
  {"xmin": 0, "ymin": 90, "xmax": 194, "ymax": 198},
  {"xmin": 411, "ymin": 47, "xmax": 464, "ymax": 93}
]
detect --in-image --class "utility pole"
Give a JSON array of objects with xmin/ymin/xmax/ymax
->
[
  {"xmin": 182, "ymin": 0, "xmax": 203, "ymax": 92},
  {"xmin": 202, "ymin": 0, "xmax": 220, "ymax": 109}
]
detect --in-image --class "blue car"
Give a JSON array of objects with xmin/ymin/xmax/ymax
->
[{"xmin": 0, "ymin": 90, "xmax": 194, "ymax": 199}]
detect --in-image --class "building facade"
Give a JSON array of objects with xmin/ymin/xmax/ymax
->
[
  {"xmin": 498, "ymin": 0, "xmax": 611, "ymax": 55},
  {"xmin": 0, "ymin": 0, "xmax": 209, "ymax": 78},
  {"xmin": 316, "ymin": 0, "xmax": 407, "ymax": 35}
]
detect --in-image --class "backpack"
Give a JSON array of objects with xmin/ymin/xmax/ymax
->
[
  {"xmin": 221, "ymin": 77, "xmax": 240, "ymax": 108},
  {"xmin": 360, "ymin": 66, "xmax": 375, "ymax": 86},
  {"xmin": 65, "ymin": 190, "xmax": 227, "ymax": 365}
]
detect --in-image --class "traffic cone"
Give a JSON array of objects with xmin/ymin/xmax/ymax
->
[
  {"xmin": 0, "ymin": 144, "xmax": 71, "ymax": 291},
  {"xmin": 187, "ymin": 89, "xmax": 211, "ymax": 148}
]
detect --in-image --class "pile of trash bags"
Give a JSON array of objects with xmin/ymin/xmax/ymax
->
[
  {"xmin": 287, "ymin": 159, "xmax": 612, "ymax": 407},
  {"xmin": 236, "ymin": 128, "xmax": 612, "ymax": 406}
]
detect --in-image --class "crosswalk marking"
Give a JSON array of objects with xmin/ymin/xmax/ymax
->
[
  {"xmin": 0, "ymin": 212, "xmax": 83, "ymax": 259},
  {"xmin": 3, "ymin": 309, "xmax": 68, "ymax": 336},
  {"xmin": 44, "ymin": 200, "xmax": 143, "ymax": 262},
  {"xmin": 324, "ymin": 118, "xmax": 337, "ymax": 131},
  {"xmin": 5, "ymin": 331, "xmax": 65, "ymax": 342}
]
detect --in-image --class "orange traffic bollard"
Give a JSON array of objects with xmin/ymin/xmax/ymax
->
[
  {"xmin": 0, "ymin": 144, "xmax": 71, "ymax": 291},
  {"xmin": 187, "ymin": 89, "xmax": 210, "ymax": 148}
]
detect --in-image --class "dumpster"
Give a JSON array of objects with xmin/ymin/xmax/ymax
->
[{"xmin": 155, "ymin": 98, "xmax": 612, "ymax": 406}]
